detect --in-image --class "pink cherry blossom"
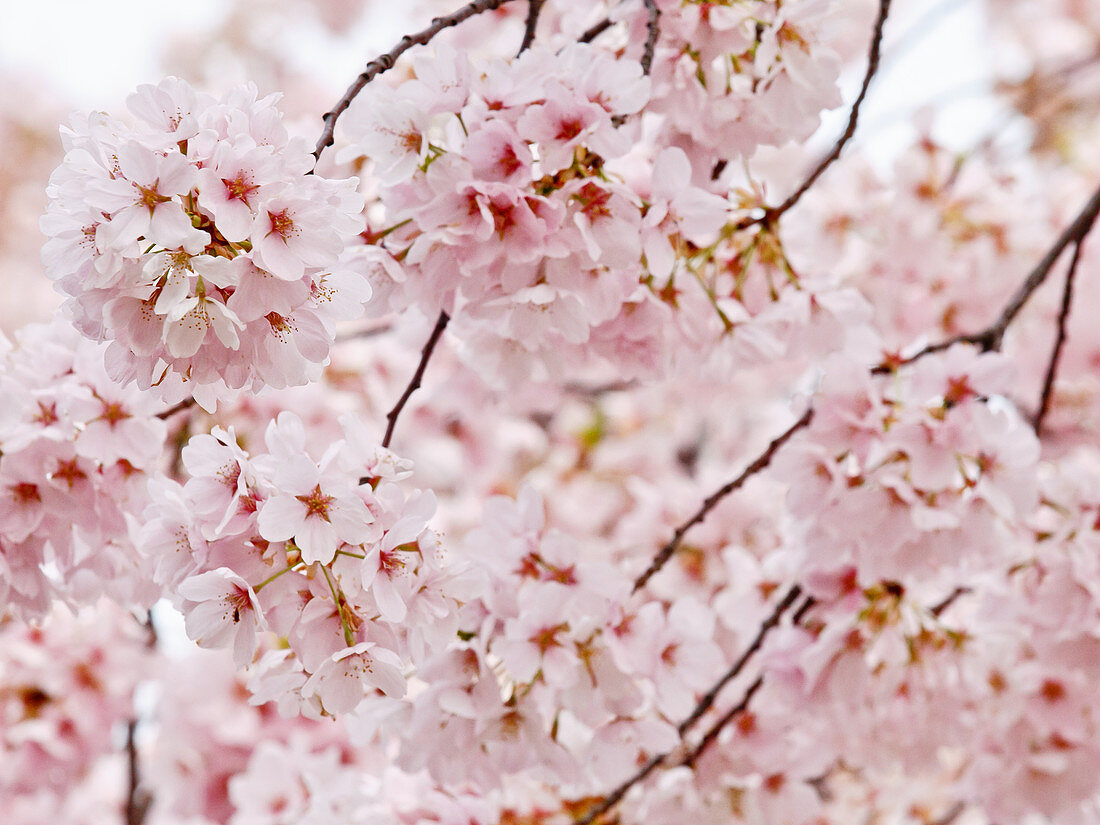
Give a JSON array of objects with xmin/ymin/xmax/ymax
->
[{"xmin": 179, "ymin": 567, "xmax": 267, "ymax": 666}]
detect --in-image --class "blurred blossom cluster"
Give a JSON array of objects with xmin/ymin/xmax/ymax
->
[{"xmin": 5, "ymin": 1, "xmax": 1100, "ymax": 824}]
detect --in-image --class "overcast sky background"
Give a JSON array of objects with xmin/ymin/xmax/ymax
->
[{"xmin": 0, "ymin": 0, "xmax": 1017, "ymax": 169}]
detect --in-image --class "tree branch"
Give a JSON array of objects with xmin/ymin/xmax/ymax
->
[
  {"xmin": 877, "ymin": 181, "xmax": 1100, "ymax": 372},
  {"xmin": 632, "ymin": 408, "xmax": 813, "ymax": 592},
  {"xmin": 517, "ymin": 0, "xmax": 546, "ymax": 55},
  {"xmin": 312, "ymin": 0, "xmax": 518, "ymax": 163},
  {"xmin": 763, "ymin": 0, "xmax": 892, "ymax": 224},
  {"xmin": 681, "ymin": 591, "xmax": 814, "ymax": 768},
  {"xmin": 124, "ymin": 719, "xmax": 151, "ymax": 825},
  {"xmin": 156, "ymin": 398, "xmax": 195, "ymax": 420},
  {"xmin": 381, "ymin": 311, "xmax": 450, "ymax": 450},
  {"xmin": 640, "ymin": 0, "xmax": 661, "ymax": 76},
  {"xmin": 574, "ymin": 586, "xmax": 806, "ymax": 825},
  {"xmin": 1033, "ymin": 238, "xmax": 1086, "ymax": 433},
  {"xmin": 676, "ymin": 584, "xmax": 802, "ymax": 737},
  {"xmin": 578, "ymin": 17, "xmax": 613, "ymax": 44},
  {"xmin": 680, "ymin": 674, "xmax": 764, "ymax": 768}
]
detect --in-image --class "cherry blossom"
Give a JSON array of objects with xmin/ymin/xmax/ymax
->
[
  {"xmin": 42, "ymin": 78, "xmax": 368, "ymax": 410},
  {"xmin": 10, "ymin": 1, "xmax": 1100, "ymax": 824}
]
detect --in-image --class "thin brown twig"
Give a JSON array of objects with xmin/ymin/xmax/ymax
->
[
  {"xmin": 681, "ymin": 591, "xmax": 815, "ymax": 768},
  {"xmin": 1033, "ymin": 238, "xmax": 1086, "ymax": 433},
  {"xmin": 578, "ymin": 17, "xmax": 613, "ymax": 43},
  {"xmin": 791, "ymin": 593, "xmax": 818, "ymax": 625},
  {"xmin": 517, "ymin": 0, "xmax": 546, "ymax": 55},
  {"xmin": 676, "ymin": 584, "xmax": 802, "ymax": 737},
  {"xmin": 876, "ymin": 181, "xmax": 1100, "ymax": 372},
  {"xmin": 124, "ymin": 720, "xmax": 151, "ymax": 825},
  {"xmin": 561, "ymin": 379, "xmax": 638, "ymax": 397},
  {"xmin": 929, "ymin": 586, "xmax": 969, "ymax": 618},
  {"xmin": 312, "ymin": 0, "xmax": 517, "ymax": 163},
  {"xmin": 574, "ymin": 750, "xmax": 666, "ymax": 825},
  {"xmin": 681, "ymin": 674, "xmax": 764, "ymax": 768},
  {"xmin": 632, "ymin": 408, "xmax": 813, "ymax": 592},
  {"xmin": 761, "ymin": 0, "xmax": 892, "ymax": 224},
  {"xmin": 381, "ymin": 311, "xmax": 450, "ymax": 449},
  {"xmin": 640, "ymin": 0, "xmax": 661, "ymax": 76},
  {"xmin": 574, "ymin": 587, "xmax": 806, "ymax": 824},
  {"xmin": 156, "ymin": 398, "xmax": 195, "ymax": 420}
]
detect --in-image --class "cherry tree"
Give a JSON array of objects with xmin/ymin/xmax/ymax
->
[{"xmin": 4, "ymin": 0, "xmax": 1100, "ymax": 823}]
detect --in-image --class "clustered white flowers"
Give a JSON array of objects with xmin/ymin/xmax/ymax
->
[
  {"xmin": 7, "ymin": 0, "xmax": 1100, "ymax": 824},
  {"xmin": 42, "ymin": 79, "xmax": 369, "ymax": 410},
  {"xmin": 141, "ymin": 411, "xmax": 460, "ymax": 718},
  {"xmin": 0, "ymin": 318, "xmax": 165, "ymax": 619}
]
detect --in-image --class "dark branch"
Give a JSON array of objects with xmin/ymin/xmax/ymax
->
[
  {"xmin": 681, "ymin": 591, "xmax": 814, "ymax": 768},
  {"xmin": 517, "ymin": 0, "xmax": 546, "ymax": 55},
  {"xmin": 764, "ymin": 0, "xmax": 892, "ymax": 223},
  {"xmin": 578, "ymin": 17, "xmax": 613, "ymax": 43},
  {"xmin": 156, "ymin": 398, "xmax": 195, "ymax": 420},
  {"xmin": 124, "ymin": 720, "xmax": 151, "ymax": 825},
  {"xmin": 1033, "ymin": 238, "xmax": 1086, "ymax": 433},
  {"xmin": 640, "ymin": 0, "xmax": 661, "ymax": 76},
  {"xmin": 930, "ymin": 586, "xmax": 969, "ymax": 618},
  {"xmin": 681, "ymin": 674, "xmax": 764, "ymax": 768},
  {"xmin": 877, "ymin": 181, "xmax": 1100, "ymax": 372},
  {"xmin": 632, "ymin": 408, "xmax": 813, "ymax": 592},
  {"xmin": 676, "ymin": 584, "xmax": 802, "ymax": 737},
  {"xmin": 574, "ymin": 750, "xmax": 666, "ymax": 825},
  {"xmin": 381, "ymin": 311, "xmax": 450, "ymax": 450},
  {"xmin": 313, "ymin": 0, "xmax": 517, "ymax": 163},
  {"xmin": 791, "ymin": 592, "xmax": 818, "ymax": 625},
  {"xmin": 575, "ymin": 586, "xmax": 804, "ymax": 825}
]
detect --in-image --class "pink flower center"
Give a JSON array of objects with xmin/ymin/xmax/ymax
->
[
  {"xmin": 573, "ymin": 182, "xmax": 612, "ymax": 219},
  {"xmin": 11, "ymin": 482, "xmax": 41, "ymax": 505},
  {"xmin": 52, "ymin": 459, "xmax": 88, "ymax": 489},
  {"xmin": 267, "ymin": 208, "xmax": 297, "ymax": 240},
  {"xmin": 379, "ymin": 549, "xmax": 406, "ymax": 576},
  {"xmin": 135, "ymin": 180, "xmax": 170, "ymax": 213},
  {"xmin": 222, "ymin": 172, "xmax": 259, "ymax": 204},
  {"xmin": 556, "ymin": 117, "xmax": 584, "ymax": 141},
  {"xmin": 33, "ymin": 401, "xmax": 58, "ymax": 426},
  {"xmin": 529, "ymin": 623, "xmax": 568, "ymax": 653},
  {"xmin": 296, "ymin": 484, "xmax": 335, "ymax": 521},
  {"xmin": 227, "ymin": 586, "xmax": 252, "ymax": 624},
  {"xmin": 99, "ymin": 401, "xmax": 131, "ymax": 428}
]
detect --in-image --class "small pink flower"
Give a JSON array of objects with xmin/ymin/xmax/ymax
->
[
  {"xmin": 178, "ymin": 567, "xmax": 266, "ymax": 666},
  {"xmin": 301, "ymin": 642, "xmax": 406, "ymax": 715},
  {"xmin": 256, "ymin": 454, "xmax": 375, "ymax": 565}
]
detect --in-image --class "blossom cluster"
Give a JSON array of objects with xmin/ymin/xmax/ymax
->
[
  {"xmin": 9, "ymin": 0, "xmax": 1100, "ymax": 823},
  {"xmin": 0, "ymin": 602, "xmax": 150, "ymax": 825},
  {"xmin": 637, "ymin": 0, "xmax": 846, "ymax": 163},
  {"xmin": 0, "ymin": 318, "xmax": 165, "ymax": 620},
  {"xmin": 343, "ymin": 42, "xmax": 856, "ymax": 385},
  {"xmin": 776, "ymin": 345, "xmax": 1040, "ymax": 589},
  {"xmin": 42, "ymin": 78, "xmax": 369, "ymax": 410},
  {"xmin": 141, "ymin": 411, "xmax": 461, "ymax": 717}
]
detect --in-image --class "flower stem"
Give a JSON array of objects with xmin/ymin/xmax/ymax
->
[
  {"xmin": 321, "ymin": 564, "xmax": 356, "ymax": 647},
  {"xmin": 254, "ymin": 561, "xmax": 303, "ymax": 592}
]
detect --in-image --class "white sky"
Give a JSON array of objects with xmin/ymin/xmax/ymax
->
[
  {"xmin": 1, "ymin": 0, "xmax": 1011, "ymax": 170},
  {"xmin": 0, "ymin": 1, "xmax": 224, "ymax": 102}
]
